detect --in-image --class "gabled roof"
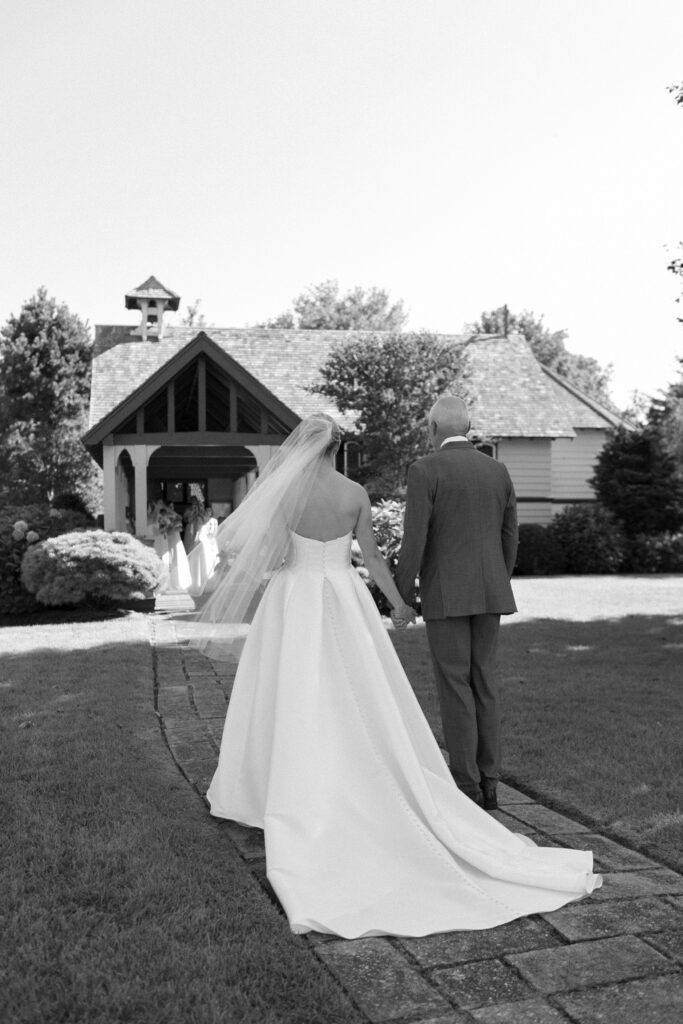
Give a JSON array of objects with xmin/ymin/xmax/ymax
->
[
  {"xmin": 84, "ymin": 331, "xmax": 302, "ymax": 446},
  {"xmin": 88, "ymin": 325, "xmax": 383, "ymax": 432},
  {"xmin": 88, "ymin": 325, "xmax": 607, "ymax": 441},
  {"xmin": 125, "ymin": 276, "xmax": 180, "ymax": 310}
]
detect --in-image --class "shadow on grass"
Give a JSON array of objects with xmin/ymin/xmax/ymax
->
[
  {"xmin": 391, "ymin": 613, "xmax": 683, "ymax": 871},
  {"xmin": 0, "ymin": 600, "xmax": 156, "ymax": 629},
  {"xmin": 1, "ymin": 625, "xmax": 364, "ymax": 1024}
]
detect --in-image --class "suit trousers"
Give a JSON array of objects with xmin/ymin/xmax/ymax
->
[{"xmin": 425, "ymin": 614, "xmax": 501, "ymax": 796}]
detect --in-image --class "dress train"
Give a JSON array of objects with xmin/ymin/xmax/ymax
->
[{"xmin": 207, "ymin": 533, "xmax": 601, "ymax": 938}]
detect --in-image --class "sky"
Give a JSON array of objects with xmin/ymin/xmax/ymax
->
[{"xmin": 1, "ymin": 0, "xmax": 682, "ymax": 409}]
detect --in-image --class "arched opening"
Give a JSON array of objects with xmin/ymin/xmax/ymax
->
[{"xmin": 115, "ymin": 449, "xmax": 134, "ymax": 532}]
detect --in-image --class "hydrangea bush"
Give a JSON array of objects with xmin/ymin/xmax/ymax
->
[
  {"xmin": 21, "ymin": 530, "xmax": 163, "ymax": 608},
  {"xmin": 348, "ymin": 495, "xmax": 679, "ymax": 601},
  {"xmin": 0, "ymin": 504, "xmax": 93, "ymax": 614},
  {"xmin": 623, "ymin": 531, "xmax": 683, "ymax": 573},
  {"xmin": 352, "ymin": 499, "xmax": 421, "ymax": 615}
]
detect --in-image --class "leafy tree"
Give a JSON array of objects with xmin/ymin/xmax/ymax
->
[
  {"xmin": 181, "ymin": 298, "xmax": 208, "ymax": 328},
  {"xmin": 655, "ymin": 85, "xmax": 683, "ymax": 458},
  {"xmin": 314, "ymin": 332, "xmax": 468, "ymax": 494},
  {"xmin": 0, "ymin": 288, "xmax": 98, "ymax": 507},
  {"xmin": 667, "ymin": 83, "xmax": 683, "ymax": 320},
  {"xmin": 259, "ymin": 280, "xmax": 408, "ymax": 331},
  {"xmin": 668, "ymin": 243, "xmax": 683, "ymax": 325},
  {"xmin": 648, "ymin": 376, "xmax": 683, "ymax": 469},
  {"xmin": 591, "ymin": 423, "xmax": 683, "ymax": 536},
  {"xmin": 469, "ymin": 306, "xmax": 612, "ymax": 403},
  {"xmin": 667, "ymin": 82, "xmax": 683, "ymax": 106}
]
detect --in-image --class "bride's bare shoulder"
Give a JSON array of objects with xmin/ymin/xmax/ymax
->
[{"xmin": 332, "ymin": 472, "xmax": 367, "ymax": 498}]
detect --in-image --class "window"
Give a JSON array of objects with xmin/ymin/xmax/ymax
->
[
  {"xmin": 117, "ymin": 412, "xmax": 137, "ymax": 435},
  {"xmin": 143, "ymin": 387, "xmax": 168, "ymax": 432},
  {"xmin": 174, "ymin": 360, "xmax": 199, "ymax": 431},
  {"xmin": 236, "ymin": 389, "xmax": 261, "ymax": 432},
  {"xmin": 161, "ymin": 480, "xmax": 207, "ymax": 505},
  {"xmin": 264, "ymin": 411, "xmax": 290, "ymax": 436},
  {"xmin": 476, "ymin": 442, "xmax": 497, "ymax": 459},
  {"xmin": 206, "ymin": 365, "xmax": 231, "ymax": 431}
]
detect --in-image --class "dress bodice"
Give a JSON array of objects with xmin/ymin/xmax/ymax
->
[{"xmin": 285, "ymin": 532, "xmax": 353, "ymax": 572}]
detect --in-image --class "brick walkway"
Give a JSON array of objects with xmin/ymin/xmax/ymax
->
[{"xmin": 149, "ymin": 613, "xmax": 683, "ymax": 1024}]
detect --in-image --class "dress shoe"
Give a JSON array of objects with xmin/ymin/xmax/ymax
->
[
  {"xmin": 481, "ymin": 783, "xmax": 498, "ymax": 811},
  {"xmin": 459, "ymin": 786, "xmax": 482, "ymax": 806}
]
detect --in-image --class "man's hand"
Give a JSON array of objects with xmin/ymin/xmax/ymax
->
[{"xmin": 390, "ymin": 602, "xmax": 416, "ymax": 630}]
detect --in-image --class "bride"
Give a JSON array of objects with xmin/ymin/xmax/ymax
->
[{"xmin": 190, "ymin": 414, "xmax": 601, "ymax": 938}]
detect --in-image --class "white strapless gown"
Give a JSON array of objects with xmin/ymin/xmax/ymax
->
[{"xmin": 206, "ymin": 533, "xmax": 601, "ymax": 938}]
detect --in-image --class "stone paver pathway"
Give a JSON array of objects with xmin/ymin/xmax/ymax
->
[{"xmin": 149, "ymin": 613, "xmax": 683, "ymax": 1024}]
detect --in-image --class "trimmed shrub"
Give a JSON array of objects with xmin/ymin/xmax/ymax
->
[
  {"xmin": 514, "ymin": 524, "xmax": 563, "ymax": 576},
  {"xmin": 547, "ymin": 504, "xmax": 626, "ymax": 574},
  {"xmin": 21, "ymin": 530, "xmax": 163, "ymax": 608},
  {"xmin": 623, "ymin": 531, "xmax": 683, "ymax": 573},
  {"xmin": 0, "ymin": 504, "xmax": 93, "ymax": 614}
]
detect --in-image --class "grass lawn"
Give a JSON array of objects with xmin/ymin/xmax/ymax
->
[
  {"xmin": 2, "ymin": 576, "xmax": 681, "ymax": 1022},
  {"xmin": 391, "ymin": 574, "xmax": 683, "ymax": 871},
  {"xmin": 0, "ymin": 612, "xmax": 363, "ymax": 1024}
]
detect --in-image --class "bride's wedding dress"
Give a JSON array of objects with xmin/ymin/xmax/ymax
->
[{"xmin": 206, "ymin": 531, "xmax": 601, "ymax": 938}]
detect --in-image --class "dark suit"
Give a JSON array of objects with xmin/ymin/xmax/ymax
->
[{"xmin": 395, "ymin": 441, "xmax": 518, "ymax": 796}]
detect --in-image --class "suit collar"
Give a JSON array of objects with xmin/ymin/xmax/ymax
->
[{"xmin": 440, "ymin": 440, "xmax": 474, "ymax": 450}]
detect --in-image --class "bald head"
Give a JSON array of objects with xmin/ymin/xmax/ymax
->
[{"xmin": 428, "ymin": 395, "xmax": 470, "ymax": 449}]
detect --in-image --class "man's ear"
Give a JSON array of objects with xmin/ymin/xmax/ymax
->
[{"xmin": 429, "ymin": 420, "xmax": 437, "ymax": 436}]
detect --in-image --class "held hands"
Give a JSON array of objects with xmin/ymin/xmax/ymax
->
[{"xmin": 390, "ymin": 602, "xmax": 416, "ymax": 631}]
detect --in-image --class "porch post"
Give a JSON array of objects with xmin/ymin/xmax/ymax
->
[
  {"xmin": 128, "ymin": 444, "xmax": 161, "ymax": 538},
  {"xmin": 102, "ymin": 444, "xmax": 117, "ymax": 531},
  {"xmin": 245, "ymin": 444, "xmax": 279, "ymax": 475}
]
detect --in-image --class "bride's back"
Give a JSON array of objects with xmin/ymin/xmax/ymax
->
[{"xmin": 295, "ymin": 467, "xmax": 364, "ymax": 542}]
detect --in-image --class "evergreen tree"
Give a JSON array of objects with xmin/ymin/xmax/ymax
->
[
  {"xmin": 0, "ymin": 288, "xmax": 98, "ymax": 506},
  {"xmin": 591, "ymin": 423, "xmax": 683, "ymax": 535},
  {"xmin": 314, "ymin": 332, "xmax": 467, "ymax": 495}
]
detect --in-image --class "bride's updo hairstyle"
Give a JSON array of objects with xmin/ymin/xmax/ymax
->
[{"xmin": 306, "ymin": 412, "xmax": 342, "ymax": 456}]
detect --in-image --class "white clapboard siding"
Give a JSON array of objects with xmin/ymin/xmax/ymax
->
[
  {"xmin": 551, "ymin": 429, "xmax": 606, "ymax": 501},
  {"xmin": 516, "ymin": 502, "xmax": 554, "ymax": 525},
  {"xmin": 497, "ymin": 439, "xmax": 553, "ymax": 525}
]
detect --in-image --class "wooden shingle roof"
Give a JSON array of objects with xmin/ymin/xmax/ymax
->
[
  {"xmin": 88, "ymin": 326, "xmax": 610, "ymax": 439},
  {"xmin": 465, "ymin": 336, "xmax": 574, "ymax": 438},
  {"xmin": 540, "ymin": 364, "xmax": 624, "ymax": 429}
]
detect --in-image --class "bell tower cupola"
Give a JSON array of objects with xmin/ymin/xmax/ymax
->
[{"xmin": 125, "ymin": 276, "xmax": 180, "ymax": 341}]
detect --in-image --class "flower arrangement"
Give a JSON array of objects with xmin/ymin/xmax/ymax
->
[{"xmin": 154, "ymin": 503, "xmax": 183, "ymax": 538}]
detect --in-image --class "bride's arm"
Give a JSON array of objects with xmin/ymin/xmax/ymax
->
[{"xmin": 354, "ymin": 493, "xmax": 415, "ymax": 622}]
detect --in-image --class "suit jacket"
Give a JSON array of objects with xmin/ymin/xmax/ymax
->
[{"xmin": 395, "ymin": 441, "xmax": 518, "ymax": 619}]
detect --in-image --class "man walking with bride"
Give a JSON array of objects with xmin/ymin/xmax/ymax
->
[
  {"xmin": 194, "ymin": 402, "xmax": 600, "ymax": 938},
  {"xmin": 395, "ymin": 395, "xmax": 518, "ymax": 811}
]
